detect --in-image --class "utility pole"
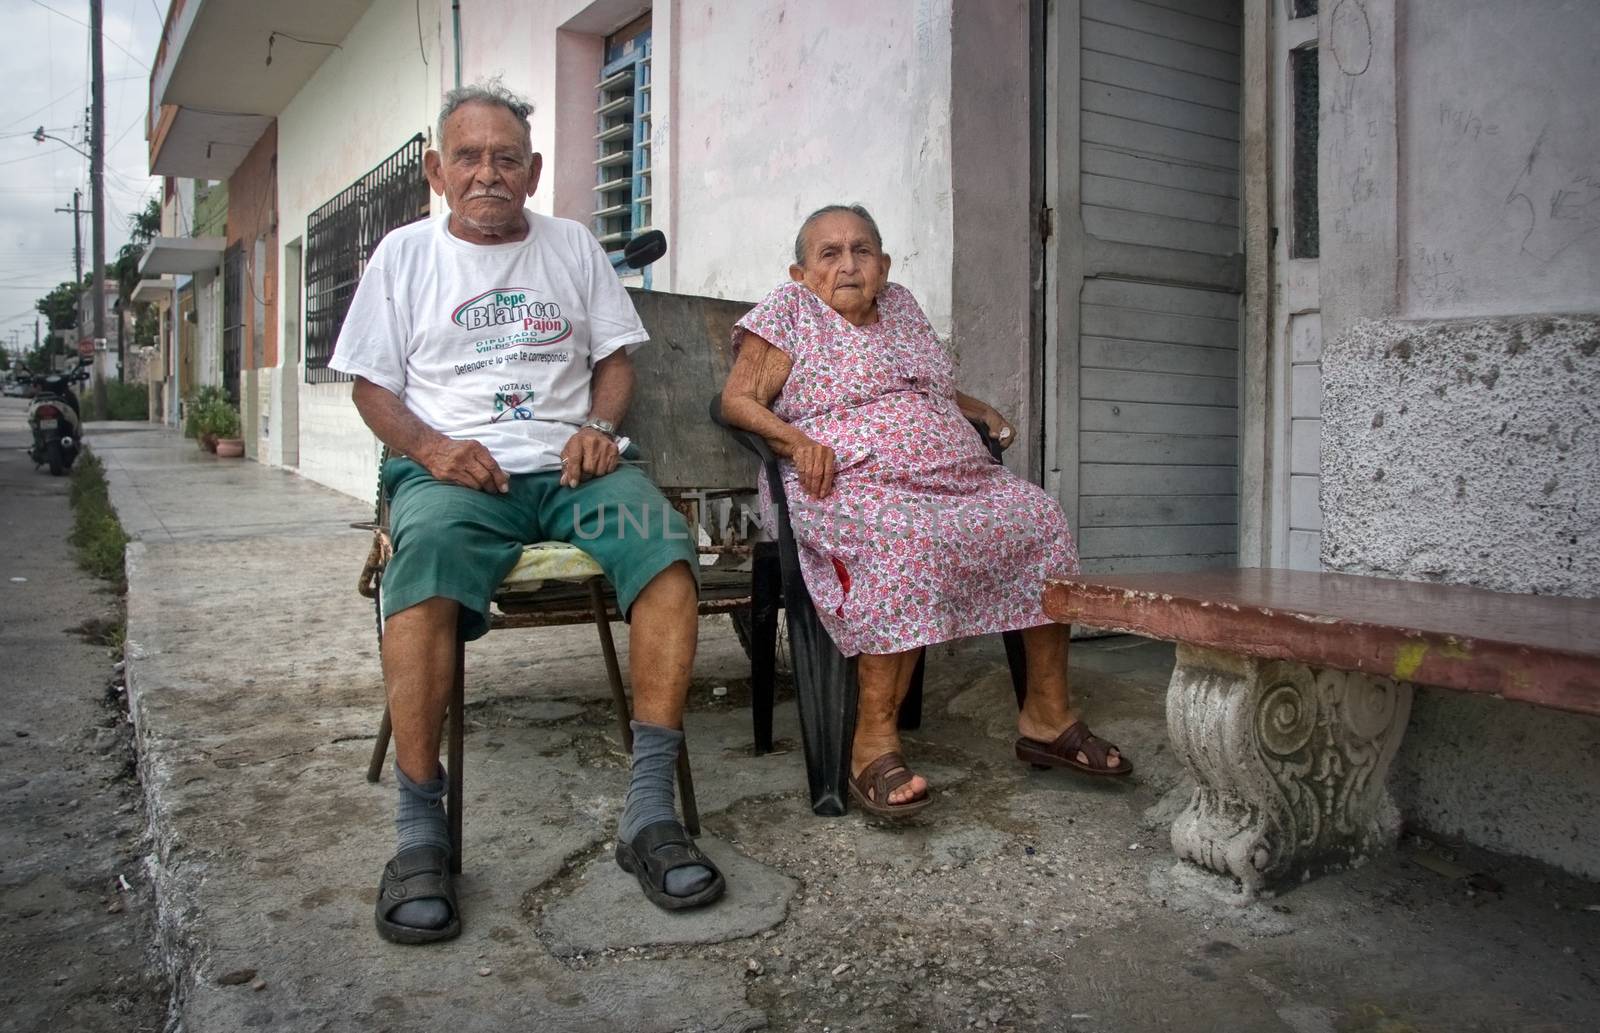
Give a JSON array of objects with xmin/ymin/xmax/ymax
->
[
  {"xmin": 52, "ymin": 189, "xmax": 84, "ymax": 286},
  {"xmin": 89, "ymin": 0, "xmax": 108, "ymax": 414}
]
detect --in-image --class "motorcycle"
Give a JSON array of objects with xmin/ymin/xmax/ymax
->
[{"xmin": 28, "ymin": 361, "xmax": 90, "ymax": 476}]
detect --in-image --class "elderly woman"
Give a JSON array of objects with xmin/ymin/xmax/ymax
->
[{"xmin": 720, "ymin": 204, "xmax": 1131, "ymax": 817}]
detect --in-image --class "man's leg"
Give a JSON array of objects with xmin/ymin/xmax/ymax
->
[
  {"xmin": 374, "ymin": 459, "xmax": 527, "ymax": 941},
  {"xmin": 385, "ymin": 597, "xmax": 460, "ymax": 784},
  {"xmin": 626, "ymin": 560, "xmax": 698, "ymax": 727},
  {"xmin": 380, "ymin": 597, "xmax": 459, "ymax": 932},
  {"xmin": 543, "ymin": 467, "xmax": 718, "ymax": 905},
  {"xmin": 616, "ymin": 561, "xmax": 717, "ymax": 898}
]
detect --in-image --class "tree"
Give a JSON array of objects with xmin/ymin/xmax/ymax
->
[
  {"xmin": 36, "ymin": 278, "xmax": 86, "ymax": 333},
  {"xmin": 114, "ymin": 198, "xmax": 160, "ymax": 304}
]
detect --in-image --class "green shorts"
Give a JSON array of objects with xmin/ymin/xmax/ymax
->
[{"xmin": 380, "ymin": 457, "xmax": 699, "ymax": 641}]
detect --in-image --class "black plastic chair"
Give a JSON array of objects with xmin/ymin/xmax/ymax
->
[{"xmin": 710, "ymin": 396, "xmax": 1028, "ymax": 815}]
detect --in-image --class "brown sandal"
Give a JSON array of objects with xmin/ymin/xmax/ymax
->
[
  {"xmin": 848, "ymin": 751, "xmax": 932, "ymax": 819},
  {"xmin": 1015, "ymin": 721, "xmax": 1133, "ymax": 777}
]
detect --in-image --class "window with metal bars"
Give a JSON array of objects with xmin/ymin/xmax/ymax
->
[
  {"xmin": 1290, "ymin": 45, "xmax": 1319, "ymax": 259},
  {"xmin": 222, "ymin": 244, "xmax": 243, "ymax": 405},
  {"xmin": 304, "ymin": 134, "xmax": 430, "ymax": 383},
  {"xmin": 1291, "ymin": 1, "xmax": 1318, "ymax": 18},
  {"xmin": 593, "ymin": 16, "xmax": 652, "ymax": 265}
]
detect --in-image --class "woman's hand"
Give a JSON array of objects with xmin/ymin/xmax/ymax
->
[
  {"xmin": 954, "ymin": 389, "xmax": 1017, "ymax": 451},
  {"xmin": 980, "ymin": 406, "xmax": 1016, "ymax": 450},
  {"xmin": 792, "ymin": 438, "xmax": 837, "ymax": 499}
]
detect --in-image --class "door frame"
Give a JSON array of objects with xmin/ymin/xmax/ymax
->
[{"xmin": 1040, "ymin": 0, "xmax": 1273, "ymax": 565}]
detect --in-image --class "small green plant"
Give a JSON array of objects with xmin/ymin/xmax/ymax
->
[{"xmin": 68, "ymin": 450, "xmax": 130, "ymax": 588}]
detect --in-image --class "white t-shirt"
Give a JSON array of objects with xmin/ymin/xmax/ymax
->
[{"xmin": 329, "ymin": 210, "xmax": 648, "ymax": 473}]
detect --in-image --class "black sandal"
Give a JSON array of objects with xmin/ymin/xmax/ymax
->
[
  {"xmin": 614, "ymin": 819, "xmax": 726, "ymax": 911},
  {"xmin": 374, "ymin": 845, "xmax": 461, "ymax": 944}
]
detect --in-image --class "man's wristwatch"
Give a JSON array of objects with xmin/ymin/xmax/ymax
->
[{"xmin": 582, "ymin": 418, "xmax": 618, "ymax": 439}]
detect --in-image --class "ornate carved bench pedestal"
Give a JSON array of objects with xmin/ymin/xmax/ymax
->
[{"xmin": 1166, "ymin": 645, "xmax": 1411, "ymax": 896}]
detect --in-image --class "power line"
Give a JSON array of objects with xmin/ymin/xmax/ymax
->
[{"xmin": 27, "ymin": 0, "xmax": 150, "ymax": 70}]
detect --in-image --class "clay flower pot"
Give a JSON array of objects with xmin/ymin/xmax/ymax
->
[
  {"xmin": 200, "ymin": 432, "xmax": 218, "ymax": 452},
  {"xmin": 215, "ymin": 437, "xmax": 245, "ymax": 458}
]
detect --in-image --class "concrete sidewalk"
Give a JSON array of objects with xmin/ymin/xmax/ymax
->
[{"xmin": 97, "ymin": 423, "xmax": 1597, "ymax": 1033}]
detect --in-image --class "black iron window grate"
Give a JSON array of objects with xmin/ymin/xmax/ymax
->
[
  {"xmin": 222, "ymin": 244, "xmax": 243, "ymax": 405},
  {"xmin": 304, "ymin": 133, "xmax": 429, "ymax": 383},
  {"xmin": 1290, "ymin": 45, "xmax": 1319, "ymax": 259}
]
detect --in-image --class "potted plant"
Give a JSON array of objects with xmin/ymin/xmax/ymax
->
[
  {"xmin": 185, "ymin": 386, "xmax": 228, "ymax": 451},
  {"xmin": 210, "ymin": 401, "xmax": 244, "ymax": 457}
]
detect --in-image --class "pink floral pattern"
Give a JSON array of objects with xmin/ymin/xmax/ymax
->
[{"xmin": 733, "ymin": 281, "xmax": 1080, "ymax": 656}]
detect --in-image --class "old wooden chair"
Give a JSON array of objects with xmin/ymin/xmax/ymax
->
[{"xmin": 356, "ymin": 288, "xmax": 764, "ymax": 872}]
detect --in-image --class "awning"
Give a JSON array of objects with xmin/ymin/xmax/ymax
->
[
  {"xmin": 130, "ymin": 277, "xmax": 178, "ymax": 304},
  {"xmin": 138, "ymin": 237, "xmax": 225, "ymax": 278}
]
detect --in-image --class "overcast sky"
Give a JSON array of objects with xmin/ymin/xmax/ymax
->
[{"xmin": 0, "ymin": 0, "xmax": 164, "ymax": 361}]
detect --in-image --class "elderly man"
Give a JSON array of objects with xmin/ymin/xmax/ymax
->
[{"xmin": 331, "ymin": 81, "xmax": 723, "ymax": 945}]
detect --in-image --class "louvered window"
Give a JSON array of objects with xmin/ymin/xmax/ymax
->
[{"xmin": 593, "ymin": 16, "xmax": 652, "ymax": 264}]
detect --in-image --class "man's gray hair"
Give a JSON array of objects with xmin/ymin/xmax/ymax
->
[
  {"xmin": 794, "ymin": 204, "xmax": 884, "ymax": 265},
  {"xmin": 437, "ymin": 77, "xmax": 534, "ymax": 145}
]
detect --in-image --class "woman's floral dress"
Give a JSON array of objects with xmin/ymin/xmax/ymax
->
[{"xmin": 733, "ymin": 281, "xmax": 1080, "ymax": 656}]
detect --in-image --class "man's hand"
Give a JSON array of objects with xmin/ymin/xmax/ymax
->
[
  {"xmin": 559, "ymin": 426, "xmax": 620, "ymax": 488},
  {"xmin": 416, "ymin": 437, "xmax": 510, "ymax": 493},
  {"xmin": 792, "ymin": 438, "xmax": 837, "ymax": 499}
]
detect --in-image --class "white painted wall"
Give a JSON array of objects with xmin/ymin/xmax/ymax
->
[{"xmin": 276, "ymin": 0, "xmax": 443, "ymax": 499}]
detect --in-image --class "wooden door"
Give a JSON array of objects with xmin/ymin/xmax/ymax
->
[{"xmin": 1048, "ymin": 0, "xmax": 1245, "ymax": 573}]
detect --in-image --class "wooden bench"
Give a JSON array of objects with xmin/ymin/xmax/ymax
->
[
  {"xmin": 1042, "ymin": 568, "xmax": 1600, "ymax": 896},
  {"xmin": 358, "ymin": 288, "xmax": 772, "ymax": 871}
]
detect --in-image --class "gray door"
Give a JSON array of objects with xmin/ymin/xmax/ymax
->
[{"xmin": 1048, "ymin": 0, "xmax": 1245, "ymax": 573}]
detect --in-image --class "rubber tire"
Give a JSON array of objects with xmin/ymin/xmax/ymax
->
[{"xmin": 45, "ymin": 441, "xmax": 66, "ymax": 477}]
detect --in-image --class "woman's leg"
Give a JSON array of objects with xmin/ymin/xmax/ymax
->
[
  {"xmin": 1015, "ymin": 622, "xmax": 1122, "ymax": 769},
  {"xmin": 853, "ymin": 649, "xmax": 929, "ymax": 804}
]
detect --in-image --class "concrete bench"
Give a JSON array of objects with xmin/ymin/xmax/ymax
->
[{"xmin": 1042, "ymin": 568, "xmax": 1600, "ymax": 896}]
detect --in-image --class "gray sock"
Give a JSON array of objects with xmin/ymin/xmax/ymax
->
[
  {"xmin": 392, "ymin": 764, "xmax": 452, "ymax": 930},
  {"xmin": 619, "ymin": 721, "xmax": 713, "ymax": 898}
]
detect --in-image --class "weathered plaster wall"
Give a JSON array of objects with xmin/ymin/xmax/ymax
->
[
  {"xmin": 670, "ymin": 0, "xmax": 957, "ymax": 336},
  {"xmin": 950, "ymin": 0, "xmax": 1032, "ymax": 476},
  {"xmin": 464, "ymin": 0, "xmax": 960, "ymax": 335},
  {"xmin": 1390, "ymin": 692, "xmax": 1600, "ymax": 882},
  {"xmin": 1317, "ymin": 0, "xmax": 1399, "ymax": 351},
  {"xmin": 1321, "ymin": 314, "xmax": 1600, "ymax": 876},
  {"xmin": 1321, "ymin": 319, "xmax": 1598, "ymax": 593},
  {"xmin": 1398, "ymin": 0, "xmax": 1600, "ymax": 319},
  {"xmin": 278, "ymin": 0, "xmax": 440, "ymax": 498}
]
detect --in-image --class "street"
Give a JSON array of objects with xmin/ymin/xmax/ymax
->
[{"xmin": 0, "ymin": 397, "xmax": 167, "ymax": 1033}]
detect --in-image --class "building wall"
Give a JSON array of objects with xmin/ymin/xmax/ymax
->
[
  {"xmin": 1397, "ymin": 0, "xmax": 1600, "ymax": 319},
  {"xmin": 948, "ymin": 0, "xmax": 1034, "ymax": 477},
  {"xmin": 1315, "ymin": 0, "xmax": 1600, "ymax": 877},
  {"xmin": 276, "ymin": 0, "xmax": 441, "ymax": 497},
  {"xmin": 227, "ymin": 126, "xmax": 279, "ymax": 370}
]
